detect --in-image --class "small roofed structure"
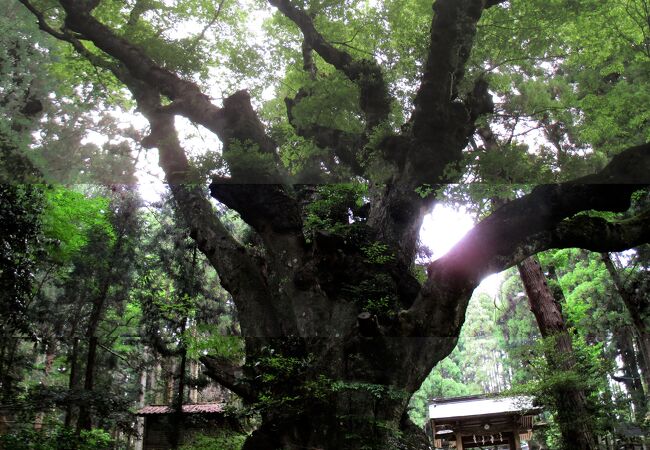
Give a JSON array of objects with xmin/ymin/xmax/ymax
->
[
  {"xmin": 426, "ymin": 395, "xmax": 543, "ymax": 450},
  {"xmin": 137, "ymin": 403, "xmax": 225, "ymax": 415},
  {"xmin": 136, "ymin": 403, "xmax": 240, "ymax": 450}
]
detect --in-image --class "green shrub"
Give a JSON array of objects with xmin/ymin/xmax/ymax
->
[
  {"xmin": 0, "ymin": 426, "xmax": 112, "ymax": 450},
  {"xmin": 179, "ymin": 431, "xmax": 246, "ymax": 450}
]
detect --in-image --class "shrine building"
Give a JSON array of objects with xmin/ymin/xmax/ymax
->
[{"xmin": 426, "ymin": 395, "xmax": 543, "ymax": 450}]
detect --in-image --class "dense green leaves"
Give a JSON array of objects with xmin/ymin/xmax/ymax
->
[
  {"xmin": 0, "ymin": 426, "xmax": 112, "ymax": 450},
  {"xmin": 42, "ymin": 188, "xmax": 114, "ymax": 262}
]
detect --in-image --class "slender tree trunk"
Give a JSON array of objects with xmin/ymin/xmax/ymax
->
[
  {"xmin": 152, "ymin": 358, "xmax": 163, "ymax": 404},
  {"xmin": 635, "ymin": 333, "xmax": 650, "ymax": 397},
  {"xmin": 188, "ymin": 324, "xmax": 199, "ymax": 404},
  {"xmin": 34, "ymin": 343, "xmax": 55, "ymax": 430},
  {"xmin": 614, "ymin": 326, "xmax": 647, "ymax": 421},
  {"xmin": 0, "ymin": 336, "xmax": 17, "ymax": 435},
  {"xmin": 169, "ymin": 321, "xmax": 187, "ymax": 450},
  {"xmin": 134, "ymin": 352, "xmax": 147, "ymax": 450},
  {"xmin": 189, "ymin": 359, "xmax": 199, "ymax": 403},
  {"xmin": 1, "ymin": 337, "xmax": 18, "ymax": 402},
  {"xmin": 601, "ymin": 253, "xmax": 650, "ymax": 396},
  {"xmin": 65, "ymin": 337, "xmax": 80, "ymax": 428},
  {"xmin": 517, "ymin": 256, "xmax": 598, "ymax": 450},
  {"xmin": 77, "ymin": 335, "xmax": 98, "ymax": 431},
  {"xmin": 0, "ymin": 334, "xmax": 6, "ymax": 392},
  {"xmin": 0, "ymin": 334, "xmax": 7, "ymax": 434},
  {"xmin": 164, "ymin": 359, "xmax": 175, "ymax": 404},
  {"xmin": 77, "ymin": 228, "xmax": 128, "ymax": 431}
]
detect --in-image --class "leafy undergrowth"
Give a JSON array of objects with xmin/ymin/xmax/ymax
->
[{"xmin": 179, "ymin": 431, "xmax": 247, "ymax": 450}]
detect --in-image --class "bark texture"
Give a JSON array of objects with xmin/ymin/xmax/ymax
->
[
  {"xmin": 20, "ymin": 0, "xmax": 650, "ymax": 447},
  {"xmin": 613, "ymin": 326, "xmax": 647, "ymax": 420},
  {"xmin": 517, "ymin": 256, "xmax": 598, "ymax": 450},
  {"xmin": 602, "ymin": 253, "xmax": 650, "ymax": 410}
]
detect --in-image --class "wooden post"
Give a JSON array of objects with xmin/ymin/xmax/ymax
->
[
  {"xmin": 513, "ymin": 431, "xmax": 521, "ymax": 450},
  {"xmin": 427, "ymin": 419, "xmax": 436, "ymax": 444},
  {"xmin": 455, "ymin": 432, "xmax": 464, "ymax": 450},
  {"xmin": 508, "ymin": 432, "xmax": 516, "ymax": 450}
]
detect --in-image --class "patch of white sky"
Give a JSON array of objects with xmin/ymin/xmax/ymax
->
[
  {"xmin": 420, "ymin": 204, "xmax": 503, "ymax": 297},
  {"xmin": 77, "ymin": 106, "xmax": 169, "ymax": 201}
]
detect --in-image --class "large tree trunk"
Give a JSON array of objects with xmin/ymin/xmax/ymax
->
[
  {"xmin": 237, "ymin": 336, "xmax": 435, "ymax": 450},
  {"xmin": 517, "ymin": 256, "xmax": 598, "ymax": 450},
  {"xmin": 242, "ymin": 389, "xmax": 430, "ymax": 450}
]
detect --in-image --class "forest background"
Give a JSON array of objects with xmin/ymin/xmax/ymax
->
[{"xmin": 1, "ymin": 0, "xmax": 649, "ymax": 448}]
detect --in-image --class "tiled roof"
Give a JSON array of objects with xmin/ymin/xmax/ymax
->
[
  {"xmin": 428, "ymin": 396, "xmax": 539, "ymax": 420},
  {"xmin": 136, "ymin": 403, "xmax": 225, "ymax": 415}
]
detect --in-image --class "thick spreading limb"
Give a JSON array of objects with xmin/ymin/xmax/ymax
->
[
  {"xmin": 200, "ymin": 356, "xmax": 255, "ymax": 402},
  {"xmin": 437, "ymin": 143, "xmax": 649, "ymax": 280},
  {"xmin": 525, "ymin": 209, "xmax": 650, "ymax": 255},
  {"xmin": 410, "ymin": 0, "xmax": 488, "ymax": 143},
  {"xmin": 404, "ymin": 142, "xmax": 650, "ymax": 337},
  {"xmin": 58, "ymin": 1, "xmax": 227, "ymax": 134}
]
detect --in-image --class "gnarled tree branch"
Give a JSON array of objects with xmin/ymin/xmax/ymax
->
[
  {"xmin": 131, "ymin": 83, "xmax": 283, "ymax": 338},
  {"xmin": 524, "ymin": 209, "xmax": 650, "ymax": 256},
  {"xmin": 56, "ymin": 0, "xmax": 287, "ymax": 180},
  {"xmin": 403, "ymin": 142, "xmax": 650, "ymax": 337},
  {"xmin": 410, "ymin": 0, "xmax": 491, "ymax": 145},
  {"xmin": 269, "ymin": 0, "xmax": 391, "ymax": 129},
  {"xmin": 46, "ymin": 0, "xmax": 305, "ymax": 239},
  {"xmin": 200, "ymin": 356, "xmax": 255, "ymax": 402},
  {"xmin": 439, "ymin": 142, "xmax": 649, "ymax": 281}
]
